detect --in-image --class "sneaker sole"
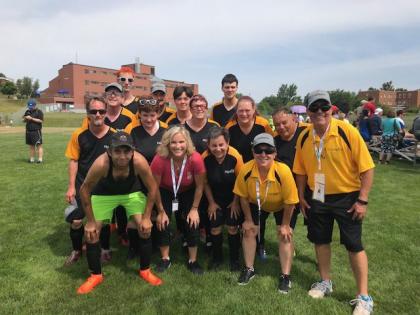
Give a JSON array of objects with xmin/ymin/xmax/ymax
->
[{"xmin": 238, "ymin": 274, "xmax": 255, "ymax": 285}]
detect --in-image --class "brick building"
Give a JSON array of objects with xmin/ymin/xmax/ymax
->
[
  {"xmin": 358, "ymin": 90, "xmax": 420, "ymax": 109},
  {"xmin": 39, "ymin": 62, "xmax": 199, "ymax": 109}
]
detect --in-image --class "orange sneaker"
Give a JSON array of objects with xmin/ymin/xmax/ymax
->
[
  {"xmin": 139, "ymin": 268, "xmax": 163, "ymax": 286},
  {"xmin": 77, "ymin": 274, "xmax": 104, "ymax": 294}
]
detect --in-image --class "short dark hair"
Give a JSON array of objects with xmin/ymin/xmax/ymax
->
[
  {"xmin": 138, "ymin": 95, "xmax": 160, "ymax": 113},
  {"xmin": 173, "ymin": 86, "xmax": 193, "ymax": 100},
  {"xmin": 207, "ymin": 126, "xmax": 230, "ymax": 144},
  {"xmin": 396, "ymin": 109, "xmax": 404, "ymax": 116},
  {"xmin": 272, "ymin": 107, "xmax": 292, "ymax": 116},
  {"xmin": 386, "ymin": 109, "xmax": 396, "ymax": 118},
  {"xmin": 190, "ymin": 94, "xmax": 208, "ymax": 108},
  {"xmin": 221, "ymin": 74, "xmax": 238, "ymax": 86},
  {"xmin": 85, "ymin": 96, "xmax": 107, "ymax": 112}
]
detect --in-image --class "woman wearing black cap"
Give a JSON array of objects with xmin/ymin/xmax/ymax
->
[{"xmin": 233, "ymin": 133, "xmax": 298, "ymax": 293}]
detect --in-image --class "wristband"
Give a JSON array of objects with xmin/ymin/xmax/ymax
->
[
  {"xmin": 191, "ymin": 206, "xmax": 199, "ymax": 209},
  {"xmin": 356, "ymin": 198, "xmax": 368, "ymax": 205}
]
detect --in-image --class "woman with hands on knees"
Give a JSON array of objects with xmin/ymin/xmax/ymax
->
[
  {"xmin": 202, "ymin": 127, "xmax": 244, "ymax": 271},
  {"xmin": 150, "ymin": 126, "xmax": 206, "ymax": 274}
]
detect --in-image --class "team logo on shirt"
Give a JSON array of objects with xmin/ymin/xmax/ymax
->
[{"xmin": 224, "ymin": 169, "xmax": 234, "ymax": 174}]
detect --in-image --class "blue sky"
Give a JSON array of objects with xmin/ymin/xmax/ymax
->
[{"xmin": 2, "ymin": 0, "xmax": 420, "ymax": 105}]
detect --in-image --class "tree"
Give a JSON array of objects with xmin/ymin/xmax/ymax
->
[
  {"xmin": 0, "ymin": 73, "xmax": 5, "ymax": 78},
  {"xmin": 381, "ymin": 81, "xmax": 394, "ymax": 91},
  {"xmin": 328, "ymin": 89, "xmax": 360, "ymax": 112},
  {"xmin": 395, "ymin": 88, "xmax": 408, "ymax": 91},
  {"xmin": 19, "ymin": 77, "xmax": 33, "ymax": 98},
  {"xmin": 31, "ymin": 79, "xmax": 40, "ymax": 97},
  {"xmin": 1, "ymin": 81, "xmax": 17, "ymax": 98},
  {"xmin": 258, "ymin": 83, "xmax": 302, "ymax": 115},
  {"xmin": 368, "ymin": 87, "xmax": 378, "ymax": 91}
]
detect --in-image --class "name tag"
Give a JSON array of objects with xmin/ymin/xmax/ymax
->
[
  {"xmin": 313, "ymin": 173, "xmax": 325, "ymax": 203},
  {"xmin": 172, "ymin": 199, "xmax": 179, "ymax": 212}
]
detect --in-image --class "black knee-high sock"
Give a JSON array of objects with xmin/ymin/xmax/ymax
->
[
  {"xmin": 211, "ymin": 233, "xmax": 223, "ymax": 262},
  {"xmin": 70, "ymin": 225, "xmax": 84, "ymax": 251},
  {"xmin": 86, "ymin": 242, "xmax": 101, "ymax": 275},
  {"xmin": 139, "ymin": 237, "xmax": 152, "ymax": 270},
  {"xmin": 100, "ymin": 224, "xmax": 110, "ymax": 250},
  {"xmin": 127, "ymin": 228, "xmax": 140, "ymax": 252},
  {"xmin": 115, "ymin": 206, "xmax": 128, "ymax": 237},
  {"xmin": 228, "ymin": 233, "xmax": 240, "ymax": 263}
]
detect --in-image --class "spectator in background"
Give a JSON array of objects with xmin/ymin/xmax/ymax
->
[
  {"xmin": 358, "ymin": 109, "xmax": 371, "ymax": 143},
  {"xmin": 23, "ymin": 99, "xmax": 44, "ymax": 163},
  {"xmin": 409, "ymin": 113, "xmax": 420, "ymax": 140},
  {"xmin": 369, "ymin": 108, "xmax": 383, "ymax": 144},
  {"xmin": 363, "ymin": 97, "xmax": 376, "ymax": 117},
  {"xmin": 379, "ymin": 109, "xmax": 401, "ymax": 164}
]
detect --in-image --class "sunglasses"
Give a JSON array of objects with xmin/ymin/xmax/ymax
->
[
  {"xmin": 88, "ymin": 109, "xmax": 107, "ymax": 115},
  {"xmin": 253, "ymin": 146, "xmax": 276, "ymax": 155},
  {"xmin": 139, "ymin": 99, "xmax": 157, "ymax": 106},
  {"xmin": 105, "ymin": 91, "xmax": 122, "ymax": 97},
  {"xmin": 119, "ymin": 77, "xmax": 134, "ymax": 83},
  {"xmin": 308, "ymin": 103, "xmax": 331, "ymax": 113}
]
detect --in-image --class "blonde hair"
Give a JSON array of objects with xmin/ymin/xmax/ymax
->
[{"xmin": 156, "ymin": 126, "xmax": 196, "ymax": 158}]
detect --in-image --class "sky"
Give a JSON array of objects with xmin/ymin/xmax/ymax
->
[{"xmin": 2, "ymin": 0, "xmax": 420, "ymax": 105}]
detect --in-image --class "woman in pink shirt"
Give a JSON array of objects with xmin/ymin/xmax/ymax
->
[{"xmin": 151, "ymin": 126, "xmax": 206, "ymax": 274}]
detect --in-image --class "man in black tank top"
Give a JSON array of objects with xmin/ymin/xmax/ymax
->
[{"xmin": 76, "ymin": 132, "xmax": 162, "ymax": 294}]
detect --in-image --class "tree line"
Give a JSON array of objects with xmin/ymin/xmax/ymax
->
[{"xmin": 0, "ymin": 73, "xmax": 40, "ymax": 99}]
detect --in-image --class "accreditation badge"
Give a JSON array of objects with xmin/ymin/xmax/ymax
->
[
  {"xmin": 313, "ymin": 173, "xmax": 325, "ymax": 203},
  {"xmin": 172, "ymin": 199, "xmax": 179, "ymax": 212}
]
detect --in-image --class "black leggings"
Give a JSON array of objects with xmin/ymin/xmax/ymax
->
[{"xmin": 158, "ymin": 187, "xmax": 199, "ymax": 247}]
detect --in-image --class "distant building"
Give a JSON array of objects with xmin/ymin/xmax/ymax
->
[
  {"xmin": 39, "ymin": 62, "xmax": 199, "ymax": 109},
  {"xmin": 358, "ymin": 90, "xmax": 420, "ymax": 109},
  {"xmin": 0, "ymin": 77, "xmax": 14, "ymax": 85}
]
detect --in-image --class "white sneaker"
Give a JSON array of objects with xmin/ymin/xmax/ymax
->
[
  {"xmin": 308, "ymin": 280, "xmax": 333, "ymax": 298},
  {"xmin": 350, "ymin": 295, "xmax": 374, "ymax": 315}
]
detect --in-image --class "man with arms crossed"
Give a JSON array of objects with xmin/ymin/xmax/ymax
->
[{"xmin": 294, "ymin": 90, "xmax": 374, "ymax": 315}]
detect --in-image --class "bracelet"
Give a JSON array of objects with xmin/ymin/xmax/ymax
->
[
  {"xmin": 191, "ymin": 206, "xmax": 199, "ymax": 209},
  {"xmin": 356, "ymin": 198, "xmax": 368, "ymax": 205}
]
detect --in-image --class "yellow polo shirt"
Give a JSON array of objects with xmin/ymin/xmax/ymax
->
[
  {"xmin": 293, "ymin": 118, "xmax": 374, "ymax": 194},
  {"xmin": 233, "ymin": 160, "xmax": 299, "ymax": 212}
]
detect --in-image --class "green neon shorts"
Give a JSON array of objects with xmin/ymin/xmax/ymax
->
[{"xmin": 91, "ymin": 192, "xmax": 146, "ymax": 222}]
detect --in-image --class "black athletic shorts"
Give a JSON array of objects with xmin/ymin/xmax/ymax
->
[
  {"xmin": 306, "ymin": 191, "xmax": 364, "ymax": 253},
  {"xmin": 65, "ymin": 195, "xmax": 85, "ymax": 223},
  {"xmin": 26, "ymin": 130, "xmax": 42, "ymax": 145},
  {"xmin": 209, "ymin": 206, "xmax": 244, "ymax": 228}
]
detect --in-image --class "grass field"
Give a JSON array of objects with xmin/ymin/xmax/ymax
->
[{"xmin": 1, "ymin": 129, "xmax": 420, "ymax": 315}]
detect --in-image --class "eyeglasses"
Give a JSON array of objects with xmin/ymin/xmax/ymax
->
[
  {"xmin": 118, "ymin": 77, "xmax": 134, "ymax": 83},
  {"xmin": 139, "ymin": 99, "xmax": 157, "ymax": 106},
  {"xmin": 191, "ymin": 105, "xmax": 207, "ymax": 110},
  {"xmin": 253, "ymin": 146, "xmax": 276, "ymax": 155},
  {"xmin": 88, "ymin": 109, "xmax": 107, "ymax": 115},
  {"xmin": 105, "ymin": 91, "xmax": 122, "ymax": 98},
  {"xmin": 308, "ymin": 103, "xmax": 331, "ymax": 113}
]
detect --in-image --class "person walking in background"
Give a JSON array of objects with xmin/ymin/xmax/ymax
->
[
  {"xmin": 23, "ymin": 99, "xmax": 44, "ymax": 163},
  {"xmin": 379, "ymin": 109, "xmax": 401, "ymax": 164}
]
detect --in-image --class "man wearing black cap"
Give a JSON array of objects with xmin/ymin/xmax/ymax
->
[
  {"xmin": 23, "ymin": 99, "xmax": 44, "ymax": 163},
  {"xmin": 233, "ymin": 133, "xmax": 299, "ymax": 293},
  {"xmin": 77, "ymin": 131, "xmax": 161, "ymax": 294},
  {"xmin": 294, "ymin": 90, "xmax": 375, "ymax": 315},
  {"xmin": 64, "ymin": 96, "xmax": 115, "ymax": 266}
]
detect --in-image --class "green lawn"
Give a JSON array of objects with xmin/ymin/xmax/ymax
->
[{"xmin": 0, "ymin": 130, "xmax": 419, "ymax": 314}]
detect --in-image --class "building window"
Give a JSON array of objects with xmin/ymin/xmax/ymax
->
[{"xmin": 85, "ymin": 80, "xmax": 90, "ymax": 85}]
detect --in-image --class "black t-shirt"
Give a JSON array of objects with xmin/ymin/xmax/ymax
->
[
  {"xmin": 130, "ymin": 124, "xmax": 167, "ymax": 164},
  {"xmin": 24, "ymin": 108, "xmax": 44, "ymax": 131},
  {"xmin": 274, "ymin": 125, "xmax": 307, "ymax": 170},
  {"xmin": 159, "ymin": 107, "xmax": 176, "ymax": 123},
  {"xmin": 203, "ymin": 147, "xmax": 242, "ymax": 207},
  {"xmin": 65, "ymin": 127, "xmax": 115, "ymax": 189},
  {"xmin": 124, "ymin": 98, "xmax": 140, "ymax": 115},
  {"xmin": 166, "ymin": 114, "xmax": 184, "ymax": 126},
  {"xmin": 185, "ymin": 120, "xmax": 220, "ymax": 154},
  {"xmin": 211, "ymin": 101, "xmax": 237, "ymax": 127},
  {"xmin": 105, "ymin": 110, "xmax": 133, "ymax": 131}
]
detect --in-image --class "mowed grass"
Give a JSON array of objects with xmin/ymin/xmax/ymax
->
[{"xmin": 0, "ymin": 130, "xmax": 420, "ymax": 315}]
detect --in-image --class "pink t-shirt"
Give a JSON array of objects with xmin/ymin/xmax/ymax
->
[{"xmin": 151, "ymin": 151, "xmax": 206, "ymax": 193}]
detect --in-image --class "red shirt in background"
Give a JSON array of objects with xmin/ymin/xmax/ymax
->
[
  {"xmin": 150, "ymin": 151, "xmax": 206, "ymax": 193},
  {"xmin": 363, "ymin": 101, "xmax": 376, "ymax": 117}
]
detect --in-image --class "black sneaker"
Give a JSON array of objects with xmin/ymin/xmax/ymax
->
[
  {"xmin": 238, "ymin": 267, "xmax": 255, "ymax": 285},
  {"xmin": 278, "ymin": 274, "xmax": 291, "ymax": 294},
  {"xmin": 229, "ymin": 260, "xmax": 241, "ymax": 272},
  {"xmin": 187, "ymin": 261, "xmax": 204, "ymax": 275},
  {"xmin": 156, "ymin": 258, "xmax": 171, "ymax": 273}
]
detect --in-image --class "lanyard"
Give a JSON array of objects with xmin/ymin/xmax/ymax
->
[
  {"xmin": 312, "ymin": 124, "xmax": 330, "ymax": 171},
  {"xmin": 171, "ymin": 156, "xmax": 187, "ymax": 199},
  {"xmin": 256, "ymin": 179, "xmax": 270, "ymax": 242}
]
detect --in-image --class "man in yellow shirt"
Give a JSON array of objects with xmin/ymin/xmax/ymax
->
[
  {"xmin": 293, "ymin": 90, "xmax": 375, "ymax": 315},
  {"xmin": 234, "ymin": 133, "xmax": 298, "ymax": 293}
]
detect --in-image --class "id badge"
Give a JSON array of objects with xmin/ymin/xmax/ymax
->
[
  {"xmin": 172, "ymin": 199, "xmax": 179, "ymax": 212},
  {"xmin": 313, "ymin": 173, "xmax": 325, "ymax": 203}
]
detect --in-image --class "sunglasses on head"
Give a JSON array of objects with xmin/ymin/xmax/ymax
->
[
  {"xmin": 139, "ymin": 99, "xmax": 157, "ymax": 106},
  {"xmin": 308, "ymin": 102, "xmax": 331, "ymax": 113},
  {"xmin": 253, "ymin": 146, "xmax": 276, "ymax": 155},
  {"xmin": 88, "ymin": 109, "xmax": 107, "ymax": 115},
  {"xmin": 119, "ymin": 77, "xmax": 134, "ymax": 83}
]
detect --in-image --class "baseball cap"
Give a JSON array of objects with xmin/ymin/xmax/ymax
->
[
  {"xmin": 252, "ymin": 133, "xmax": 275, "ymax": 148},
  {"xmin": 110, "ymin": 131, "xmax": 135, "ymax": 149},
  {"xmin": 105, "ymin": 82, "xmax": 123, "ymax": 93},
  {"xmin": 307, "ymin": 90, "xmax": 331, "ymax": 107},
  {"xmin": 151, "ymin": 82, "xmax": 166, "ymax": 94},
  {"xmin": 27, "ymin": 99, "xmax": 37, "ymax": 108},
  {"xmin": 375, "ymin": 108, "xmax": 383, "ymax": 115}
]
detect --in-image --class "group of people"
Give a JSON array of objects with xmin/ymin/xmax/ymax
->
[{"xmin": 60, "ymin": 69, "xmax": 375, "ymax": 315}]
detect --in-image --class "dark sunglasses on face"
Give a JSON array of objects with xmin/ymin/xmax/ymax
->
[
  {"xmin": 308, "ymin": 102, "xmax": 331, "ymax": 113},
  {"xmin": 88, "ymin": 109, "xmax": 107, "ymax": 115},
  {"xmin": 139, "ymin": 99, "xmax": 157, "ymax": 106},
  {"xmin": 253, "ymin": 146, "xmax": 276, "ymax": 155},
  {"xmin": 119, "ymin": 77, "xmax": 134, "ymax": 83}
]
